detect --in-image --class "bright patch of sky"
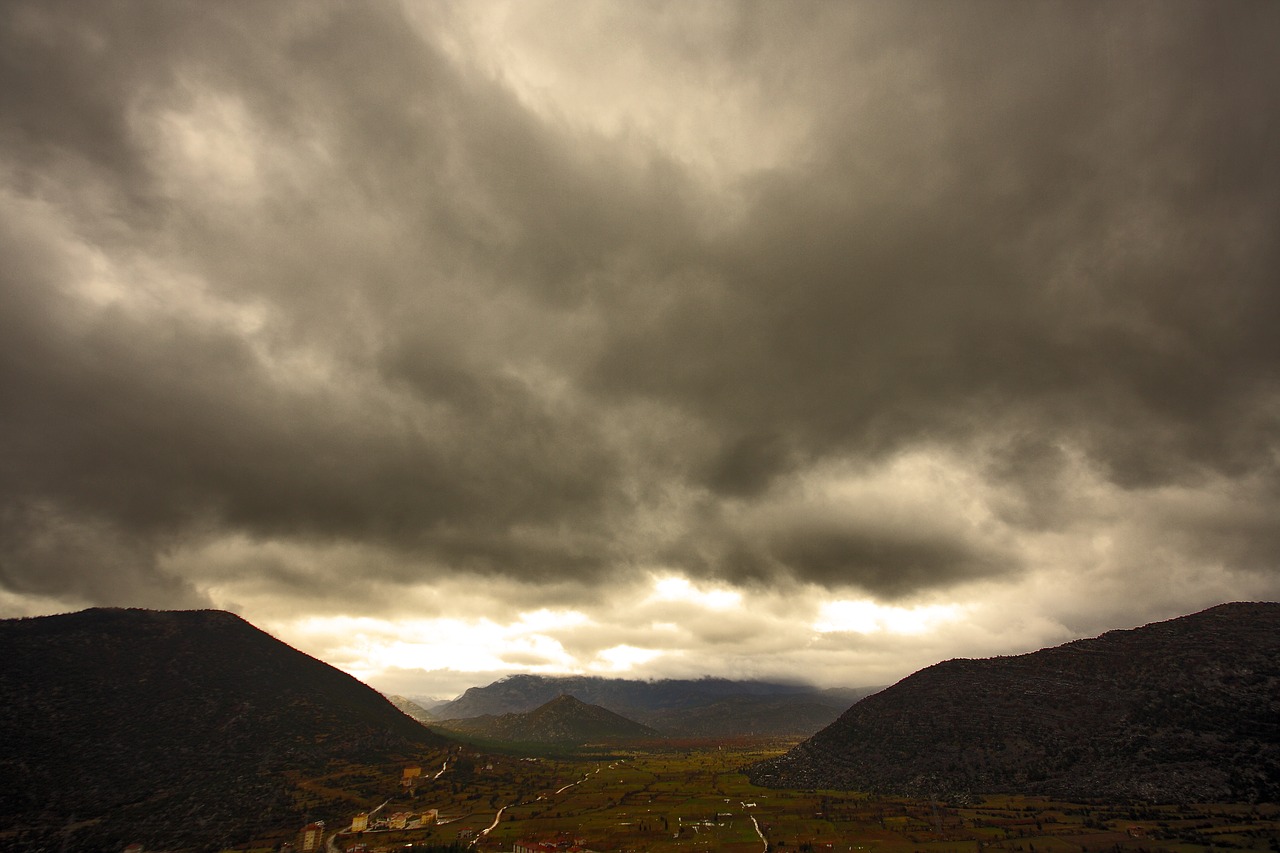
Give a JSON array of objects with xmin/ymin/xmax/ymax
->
[
  {"xmin": 814, "ymin": 600, "xmax": 965, "ymax": 635},
  {"xmin": 648, "ymin": 575, "xmax": 743, "ymax": 611},
  {"xmin": 591, "ymin": 644, "xmax": 664, "ymax": 672}
]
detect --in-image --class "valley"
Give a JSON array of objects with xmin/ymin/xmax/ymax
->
[
  {"xmin": 233, "ymin": 739, "xmax": 1280, "ymax": 853},
  {"xmin": 4, "ymin": 605, "xmax": 1278, "ymax": 852}
]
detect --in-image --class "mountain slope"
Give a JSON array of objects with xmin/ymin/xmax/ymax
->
[
  {"xmin": 642, "ymin": 695, "xmax": 859, "ymax": 738},
  {"xmin": 0, "ymin": 608, "xmax": 449, "ymax": 852},
  {"xmin": 439, "ymin": 674, "xmax": 819, "ymax": 717},
  {"xmin": 387, "ymin": 693, "xmax": 439, "ymax": 722},
  {"xmin": 748, "ymin": 602, "xmax": 1280, "ymax": 803},
  {"xmin": 436, "ymin": 694, "xmax": 658, "ymax": 744},
  {"xmin": 437, "ymin": 674, "xmax": 881, "ymax": 737}
]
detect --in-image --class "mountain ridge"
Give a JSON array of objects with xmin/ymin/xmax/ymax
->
[
  {"xmin": 437, "ymin": 674, "xmax": 882, "ymax": 737},
  {"xmin": 747, "ymin": 601, "xmax": 1280, "ymax": 803},
  {"xmin": 435, "ymin": 694, "xmax": 659, "ymax": 745},
  {"xmin": 387, "ymin": 693, "xmax": 440, "ymax": 722},
  {"xmin": 0, "ymin": 607, "xmax": 449, "ymax": 852}
]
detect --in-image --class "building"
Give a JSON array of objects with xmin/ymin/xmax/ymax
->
[
  {"xmin": 401, "ymin": 765, "xmax": 422, "ymax": 787},
  {"xmin": 514, "ymin": 843, "xmax": 553, "ymax": 853},
  {"xmin": 388, "ymin": 812, "xmax": 409, "ymax": 830},
  {"xmin": 513, "ymin": 836, "xmax": 596, "ymax": 852},
  {"xmin": 350, "ymin": 812, "xmax": 368, "ymax": 832},
  {"xmin": 299, "ymin": 821, "xmax": 326, "ymax": 852}
]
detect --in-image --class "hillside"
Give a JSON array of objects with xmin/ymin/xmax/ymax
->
[
  {"xmin": 437, "ymin": 674, "xmax": 881, "ymax": 737},
  {"xmin": 642, "ymin": 695, "xmax": 858, "ymax": 738},
  {"xmin": 435, "ymin": 695, "xmax": 658, "ymax": 744},
  {"xmin": 387, "ymin": 694, "xmax": 439, "ymax": 722},
  {"xmin": 0, "ymin": 608, "xmax": 449, "ymax": 852},
  {"xmin": 748, "ymin": 602, "xmax": 1280, "ymax": 803}
]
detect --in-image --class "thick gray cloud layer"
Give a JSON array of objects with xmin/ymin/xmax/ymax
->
[{"xmin": 1, "ymin": 1, "xmax": 1278, "ymax": 670}]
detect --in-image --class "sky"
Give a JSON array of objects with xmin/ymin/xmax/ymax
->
[{"xmin": 2, "ymin": 1, "xmax": 1278, "ymax": 699}]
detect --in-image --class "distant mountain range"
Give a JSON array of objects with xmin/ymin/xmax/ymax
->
[
  {"xmin": 435, "ymin": 694, "xmax": 659, "ymax": 744},
  {"xmin": 748, "ymin": 602, "xmax": 1280, "ymax": 803},
  {"xmin": 0, "ymin": 608, "xmax": 448, "ymax": 852},
  {"xmin": 387, "ymin": 693, "xmax": 441, "ymax": 722},
  {"xmin": 435, "ymin": 674, "xmax": 881, "ymax": 737}
]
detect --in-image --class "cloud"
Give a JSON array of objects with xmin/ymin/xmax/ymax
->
[
  {"xmin": 0, "ymin": 0, "xmax": 1277, "ymax": 690},
  {"xmin": 0, "ymin": 501, "xmax": 208, "ymax": 610}
]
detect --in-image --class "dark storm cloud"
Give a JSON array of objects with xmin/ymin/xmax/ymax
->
[
  {"xmin": 656, "ymin": 467, "xmax": 1021, "ymax": 598},
  {"xmin": 0, "ymin": 0, "xmax": 1278, "ymax": 613},
  {"xmin": 0, "ymin": 0, "xmax": 648, "ymax": 603},
  {"xmin": 704, "ymin": 431, "xmax": 798, "ymax": 498},
  {"xmin": 768, "ymin": 524, "xmax": 1008, "ymax": 598},
  {"xmin": 585, "ymin": 2, "xmax": 1280, "ymax": 591},
  {"xmin": 594, "ymin": 2, "xmax": 1280, "ymax": 489},
  {"xmin": 0, "ymin": 501, "xmax": 207, "ymax": 609},
  {"xmin": 677, "ymin": 531, "xmax": 1011, "ymax": 601}
]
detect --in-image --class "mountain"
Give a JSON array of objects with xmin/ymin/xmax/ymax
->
[
  {"xmin": 436, "ymin": 674, "xmax": 882, "ymax": 737},
  {"xmin": 748, "ymin": 602, "xmax": 1280, "ymax": 803},
  {"xmin": 0, "ymin": 608, "xmax": 449, "ymax": 852},
  {"xmin": 387, "ymin": 693, "xmax": 439, "ymax": 722},
  {"xmin": 642, "ymin": 695, "xmax": 859, "ymax": 738},
  {"xmin": 435, "ymin": 695, "xmax": 659, "ymax": 744},
  {"xmin": 438, "ymin": 674, "xmax": 826, "ymax": 717},
  {"xmin": 407, "ymin": 695, "xmax": 453, "ymax": 714}
]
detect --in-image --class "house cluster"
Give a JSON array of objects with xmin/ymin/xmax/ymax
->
[
  {"xmin": 350, "ymin": 808, "xmax": 438, "ymax": 832},
  {"xmin": 512, "ymin": 835, "xmax": 600, "ymax": 853}
]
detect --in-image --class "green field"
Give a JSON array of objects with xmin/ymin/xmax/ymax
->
[{"xmin": 237, "ymin": 741, "xmax": 1280, "ymax": 853}]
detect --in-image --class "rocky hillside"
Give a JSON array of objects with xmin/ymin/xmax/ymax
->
[
  {"xmin": 0, "ymin": 608, "xmax": 449, "ymax": 852},
  {"xmin": 435, "ymin": 695, "xmax": 658, "ymax": 744},
  {"xmin": 437, "ymin": 674, "xmax": 881, "ymax": 737},
  {"xmin": 748, "ymin": 602, "xmax": 1280, "ymax": 803}
]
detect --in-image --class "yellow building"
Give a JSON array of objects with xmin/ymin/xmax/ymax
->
[
  {"xmin": 350, "ymin": 813, "xmax": 368, "ymax": 832},
  {"xmin": 299, "ymin": 821, "xmax": 325, "ymax": 852}
]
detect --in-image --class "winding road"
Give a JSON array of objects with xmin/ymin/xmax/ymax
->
[
  {"xmin": 750, "ymin": 814, "xmax": 768, "ymax": 852},
  {"xmin": 327, "ymin": 797, "xmax": 391, "ymax": 853},
  {"xmin": 479, "ymin": 805, "xmax": 506, "ymax": 838},
  {"xmin": 469, "ymin": 763, "xmax": 616, "ymax": 847}
]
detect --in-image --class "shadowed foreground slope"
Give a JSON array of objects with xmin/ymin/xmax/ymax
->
[
  {"xmin": 748, "ymin": 602, "xmax": 1280, "ymax": 803},
  {"xmin": 0, "ymin": 608, "xmax": 448, "ymax": 852}
]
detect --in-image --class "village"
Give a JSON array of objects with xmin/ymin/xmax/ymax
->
[
  {"xmin": 283, "ymin": 760, "xmax": 613, "ymax": 853},
  {"xmin": 257, "ymin": 746, "xmax": 1280, "ymax": 853}
]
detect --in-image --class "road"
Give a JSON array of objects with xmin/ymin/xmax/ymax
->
[
  {"xmin": 326, "ymin": 797, "xmax": 390, "ymax": 853},
  {"xmin": 479, "ymin": 805, "xmax": 506, "ymax": 837},
  {"xmin": 554, "ymin": 776, "xmax": 586, "ymax": 795},
  {"xmin": 469, "ymin": 758, "xmax": 627, "ymax": 847},
  {"xmin": 471, "ymin": 765, "xmax": 608, "ymax": 846}
]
